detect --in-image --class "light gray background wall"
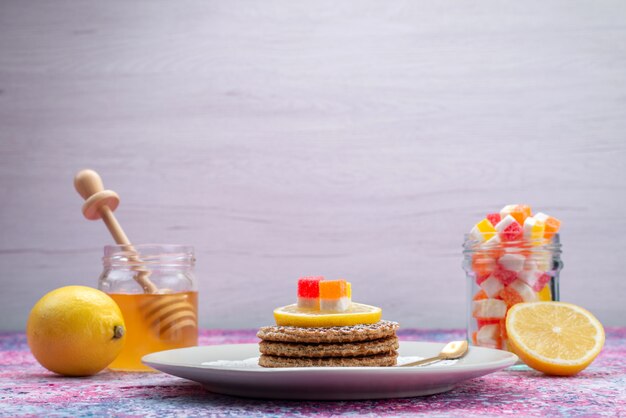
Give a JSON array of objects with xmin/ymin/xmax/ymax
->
[{"xmin": 1, "ymin": 1, "xmax": 625, "ymax": 331}]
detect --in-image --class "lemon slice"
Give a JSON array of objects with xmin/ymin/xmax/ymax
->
[
  {"xmin": 506, "ymin": 302, "xmax": 605, "ymax": 376},
  {"xmin": 273, "ymin": 303, "xmax": 382, "ymax": 327}
]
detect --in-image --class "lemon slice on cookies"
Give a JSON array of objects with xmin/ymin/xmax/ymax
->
[{"xmin": 274, "ymin": 303, "xmax": 382, "ymax": 328}]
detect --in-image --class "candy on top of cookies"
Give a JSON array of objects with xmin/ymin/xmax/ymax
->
[
  {"xmin": 297, "ymin": 276, "xmax": 324, "ymax": 310},
  {"xmin": 319, "ymin": 280, "xmax": 351, "ymax": 312},
  {"xmin": 272, "ymin": 278, "xmax": 380, "ymax": 327},
  {"xmin": 296, "ymin": 277, "xmax": 353, "ymax": 313}
]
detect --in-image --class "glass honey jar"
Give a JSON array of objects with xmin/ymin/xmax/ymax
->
[{"xmin": 99, "ymin": 244, "xmax": 198, "ymax": 371}]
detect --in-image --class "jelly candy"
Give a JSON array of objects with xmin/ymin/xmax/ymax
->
[
  {"xmin": 486, "ymin": 213, "xmax": 501, "ymax": 226},
  {"xmin": 502, "ymin": 222, "xmax": 523, "ymax": 242},
  {"xmin": 483, "ymin": 233, "xmax": 502, "ymax": 248},
  {"xmin": 319, "ymin": 280, "xmax": 350, "ymax": 312},
  {"xmin": 476, "ymin": 273, "xmax": 490, "ymax": 285},
  {"xmin": 476, "ymin": 323, "xmax": 502, "ymax": 349},
  {"xmin": 480, "ymin": 275, "xmax": 504, "ymax": 298},
  {"xmin": 499, "ymin": 279, "xmax": 537, "ymax": 308},
  {"xmin": 495, "ymin": 215, "xmax": 523, "ymax": 242},
  {"xmin": 499, "ymin": 286, "xmax": 522, "ymax": 308},
  {"xmin": 472, "ymin": 299, "xmax": 507, "ymax": 319},
  {"xmin": 532, "ymin": 273, "xmax": 552, "ymax": 292},
  {"xmin": 509, "ymin": 279, "xmax": 537, "ymax": 302},
  {"xmin": 535, "ymin": 212, "xmax": 561, "ymax": 240},
  {"xmin": 477, "ymin": 318, "xmax": 500, "ymax": 328},
  {"xmin": 493, "ymin": 265, "xmax": 517, "ymax": 286},
  {"xmin": 472, "ymin": 254, "xmax": 496, "ymax": 278},
  {"xmin": 536, "ymin": 283, "xmax": 552, "ymax": 301},
  {"xmin": 297, "ymin": 276, "xmax": 324, "ymax": 309},
  {"xmin": 498, "ymin": 253, "xmax": 526, "ymax": 273},
  {"xmin": 500, "ymin": 204, "xmax": 532, "ymax": 226},
  {"xmin": 523, "ymin": 216, "xmax": 546, "ymax": 244},
  {"xmin": 518, "ymin": 269, "xmax": 542, "ymax": 289},
  {"xmin": 469, "ymin": 219, "xmax": 497, "ymax": 242}
]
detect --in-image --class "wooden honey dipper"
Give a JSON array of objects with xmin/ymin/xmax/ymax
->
[{"xmin": 74, "ymin": 169, "xmax": 197, "ymax": 339}]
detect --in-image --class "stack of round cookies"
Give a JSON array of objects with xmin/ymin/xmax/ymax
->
[
  {"xmin": 258, "ymin": 320, "xmax": 399, "ymax": 367},
  {"xmin": 257, "ymin": 277, "xmax": 399, "ymax": 367}
]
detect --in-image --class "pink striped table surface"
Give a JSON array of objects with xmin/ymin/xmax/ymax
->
[{"xmin": 1, "ymin": 328, "xmax": 624, "ymax": 417}]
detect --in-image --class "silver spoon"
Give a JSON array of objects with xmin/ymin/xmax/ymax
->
[{"xmin": 400, "ymin": 341, "xmax": 469, "ymax": 367}]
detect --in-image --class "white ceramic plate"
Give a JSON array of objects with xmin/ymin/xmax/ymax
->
[{"xmin": 142, "ymin": 342, "xmax": 517, "ymax": 400}]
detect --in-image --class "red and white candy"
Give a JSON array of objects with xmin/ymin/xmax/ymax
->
[{"xmin": 297, "ymin": 276, "xmax": 324, "ymax": 309}]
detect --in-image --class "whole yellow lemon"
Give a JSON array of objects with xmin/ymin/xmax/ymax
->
[{"xmin": 26, "ymin": 285, "xmax": 126, "ymax": 376}]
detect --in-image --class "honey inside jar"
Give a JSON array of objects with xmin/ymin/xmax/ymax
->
[{"xmin": 108, "ymin": 291, "xmax": 198, "ymax": 371}]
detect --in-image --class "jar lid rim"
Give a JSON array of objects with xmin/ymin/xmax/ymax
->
[
  {"xmin": 462, "ymin": 233, "xmax": 562, "ymax": 252},
  {"xmin": 104, "ymin": 243, "xmax": 194, "ymax": 253}
]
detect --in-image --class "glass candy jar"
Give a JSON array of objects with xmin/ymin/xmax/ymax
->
[
  {"xmin": 462, "ymin": 234, "xmax": 562, "ymax": 351},
  {"xmin": 99, "ymin": 244, "xmax": 198, "ymax": 371}
]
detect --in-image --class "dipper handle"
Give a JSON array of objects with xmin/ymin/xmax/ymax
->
[
  {"xmin": 74, "ymin": 169, "xmax": 158, "ymax": 293},
  {"xmin": 74, "ymin": 169, "xmax": 105, "ymax": 200}
]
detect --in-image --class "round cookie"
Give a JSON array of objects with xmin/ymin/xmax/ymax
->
[
  {"xmin": 259, "ymin": 351, "xmax": 398, "ymax": 368},
  {"xmin": 257, "ymin": 320, "xmax": 399, "ymax": 344},
  {"xmin": 260, "ymin": 336, "xmax": 398, "ymax": 358}
]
